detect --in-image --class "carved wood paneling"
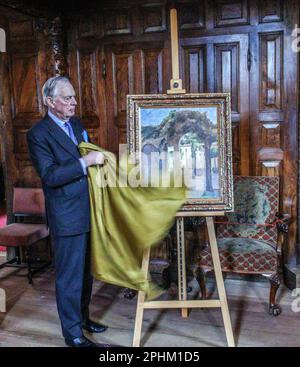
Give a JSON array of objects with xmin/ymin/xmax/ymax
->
[
  {"xmin": 141, "ymin": 3, "xmax": 166, "ymax": 33},
  {"xmin": 215, "ymin": 43, "xmax": 239, "ymax": 113},
  {"xmin": 35, "ymin": 17, "xmax": 68, "ymax": 76},
  {"xmin": 11, "ymin": 54, "xmax": 42, "ymax": 119},
  {"xmin": 17, "ymin": 159, "xmax": 41, "ymax": 187},
  {"xmin": 260, "ymin": 122, "xmax": 280, "ymax": 147},
  {"xmin": 78, "ymin": 17, "xmax": 95, "ymax": 38},
  {"xmin": 182, "ymin": 46, "xmax": 206, "ymax": 93},
  {"xmin": 142, "ymin": 48, "xmax": 163, "ymax": 94},
  {"xmin": 181, "ymin": 34, "xmax": 249, "ymax": 176},
  {"xmin": 260, "ymin": 32, "xmax": 283, "ymax": 111},
  {"xmin": 231, "ymin": 123, "xmax": 240, "ymax": 175},
  {"xmin": 13, "ymin": 127, "xmax": 29, "ymax": 153},
  {"xmin": 113, "ymin": 51, "xmax": 134, "ymax": 125},
  {"xmin": 215, "ymin": 0, "xmax": 249, "ymax": 27},
  {"xmin": 178, "ymin": 1, "xmax": 205, "ymax": 30},
  {"xmin": 257, "ymin": 147, "xmax": 283, "ymax": 176},
  {"xmin": 9, "ymin": 19, "xmax": 34, "ymax": 39},
  {"xmin": 76, "ymin": 49, "xmax": 99, "ymax": 126},
  {"xmin": 103, "ymin": 8, "xmax": 132, "ymax": 36},
  {"xmin": 104, "ymin": 47, "xmax": 135, "ymax": 153},
  {"xmin": 259, "ymin": 0, "xmax": 283, "ymax": 23}
]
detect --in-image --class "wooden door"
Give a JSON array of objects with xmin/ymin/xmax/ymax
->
[{"xmin": 181, "ymin": 34, "xmax": 250, "ymax": 176}]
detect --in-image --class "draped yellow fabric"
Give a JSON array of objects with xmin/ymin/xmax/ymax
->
[{"xmin": 78, "ymin": 142, "xmax": 186, "ymax": 299}]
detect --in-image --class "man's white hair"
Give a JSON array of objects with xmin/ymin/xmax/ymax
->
[{"xmin": 42, "ymin": 76, "xmax": 71, "ymax": 107}]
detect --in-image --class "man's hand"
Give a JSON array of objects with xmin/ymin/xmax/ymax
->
[{"xmin": 82, "ymin": 152, "xmax": 105, "ymax": 167}]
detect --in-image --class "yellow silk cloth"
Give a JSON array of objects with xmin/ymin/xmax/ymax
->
[{"xmin": 78, "ymin": 142, "xmax": 186, "ymax": 299}]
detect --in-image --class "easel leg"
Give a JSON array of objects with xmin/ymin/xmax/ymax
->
[
  {"xmin": 176, "ymin": 218, "xmax": 188, "ymax": 318},
  {"xmin": 206, "ymin": 217, "xmax": 235, "ymax": 347},
  {"xmin": 132, "ymin": 247, "xmax": 151, "ymax": 347},
  {"xmin": 0, "ymin": 287, "xmax": 6, "ymax": 312}
]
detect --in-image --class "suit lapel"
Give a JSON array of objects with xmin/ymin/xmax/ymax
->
[
  {"xmin": 44, "ymin": 115, "xmax": 80, "ymax": 159},
  {"xmin": 70, "ymin": 118, "xmax": 85, "ymax": 145}
]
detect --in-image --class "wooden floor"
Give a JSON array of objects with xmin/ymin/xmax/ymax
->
[{"xmin": 0, "ymin": 262, "xmax": 299, "ymax": 347}]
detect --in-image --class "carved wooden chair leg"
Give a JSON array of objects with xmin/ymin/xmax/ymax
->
[
  {"xmin": 195, "ymin": 267, "xmax": 208, "ymax": 299},
  {"xmin": 263, "ymin": 273, "xmax": 281, "ymax": 316}
]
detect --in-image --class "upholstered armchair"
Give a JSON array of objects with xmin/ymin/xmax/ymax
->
[{"xmin": 196, "ymin": 176, "xmax": 290, "ymax": 316}]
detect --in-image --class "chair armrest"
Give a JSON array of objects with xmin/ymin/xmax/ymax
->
[
  {"xmin": 275, "ymin": 212, "xmax": 292, "ymax": 234},
  {"xmin": 274, "ymin": 212, "xmax": 292, "ymax": 256}
]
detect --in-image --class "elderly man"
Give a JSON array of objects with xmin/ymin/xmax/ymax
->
[{"xmin": 27, "ymin": 76, "xmax": 106, "ymax": 347}]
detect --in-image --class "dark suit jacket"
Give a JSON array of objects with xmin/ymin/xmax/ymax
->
[{"xmin": 27, "ymin": 114, "xmax": 90, "ymax": 236}]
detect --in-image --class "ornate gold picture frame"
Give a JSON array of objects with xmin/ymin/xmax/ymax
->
[{"xmin": 127, "ymin": 93, "xmax": 233, "ymax": 212}]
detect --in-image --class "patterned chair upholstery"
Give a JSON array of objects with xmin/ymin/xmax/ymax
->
[{"xmin": 196, "ymin": 176, "xmax": 290, "ymax": 316}]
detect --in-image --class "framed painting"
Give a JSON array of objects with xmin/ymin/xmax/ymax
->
[{"xmin": 127, "ymin": 93, "xmax": 233, "ymax": 212}]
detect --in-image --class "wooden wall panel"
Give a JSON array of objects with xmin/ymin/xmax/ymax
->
[
  {"xmin": 215, "ymin": 0, "xmax": 249, "ymax": 27},
  {"xmin": 260, "ymin": 122, "xmax": 280, "ymax": 147},
  {"xmin": 11, "ymin": 55, "xmax": 42, "ymax": 119},
  {"xmin": 182, "ymin": 46, "xmax": 206, "ymax": 93},
  {"xmin": 141, "ymin": 3, "xmax": 166, "ymax": 33},
  {"xmin": 181, "ymin": 34, "xmax": 249, "ymax": 176},
  {"xmin": 260, "ymin": 32, "xmax": 283, "ymax": 111},
  {"xmin": 113, "ymin": 51, "xmax": 134, "ymax": 122},
  {"xmin": 259, "ymin": 0, "xmax": 283, "ymax": 23},
  {"xmin": 142, "ymin": 49, "xmax": 163, "ymax": 94},
  {"xmin": 103, "ymin": 8, "xmax": 132, "ymax": 36},
  {"xmin": 77, "ymin": 49, "xmax": 99, "ymax": 126},
  {"xmin": 0, "ymin": 7, "xmax": 67, "ymax": 197},
  {"xmin": 178, "ymin": 1, "xmax": 205, "ymax": 30},
  {"xmin": 9, "ymin": 19, "xmax": 34, "ymax": 39},
  {"xmin": 215, "ymin": 43, "xmax": 239, "ymax": 113},
  {"xmin": 231, "ymin": 123, "xmax": 241, "ymax": 175}
]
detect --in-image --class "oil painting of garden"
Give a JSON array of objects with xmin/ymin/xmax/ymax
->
[{"xmin": 140, "ymin": 107, "xmax": 220, "ymax": 199}]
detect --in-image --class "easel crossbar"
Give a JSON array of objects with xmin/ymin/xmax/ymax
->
[{"xmin": 143, "ymin": 300, "xmax": 221, "ymax": 309}]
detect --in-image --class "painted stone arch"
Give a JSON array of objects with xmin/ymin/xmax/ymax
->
[
  {"xmin": 145, "ymin": 109, "xmax": 217, "ymax": 152},
  {"xmin": 142, "ymin": 109, "xmax": 218, "ymax": 192},
  {"xmin": 0, "ymin": 28, "xmax": 5, "ymax": 52}
]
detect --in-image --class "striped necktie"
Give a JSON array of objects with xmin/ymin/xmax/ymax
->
[{"xmin": 64, "ymin": 121, "xmax": 78, "ymax": 146}]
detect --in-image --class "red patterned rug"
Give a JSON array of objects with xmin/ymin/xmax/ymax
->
[{"xmin": 0, "ymin": 202, "xmax": 7, "ymax": 253}]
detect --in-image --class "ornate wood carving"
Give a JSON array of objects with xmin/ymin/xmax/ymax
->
[{"xmin": 35, "ymin": 17, "xmax": 68, "ymax": 76}]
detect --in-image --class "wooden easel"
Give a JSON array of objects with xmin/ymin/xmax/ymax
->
[
  {"xmin": 0, "ymin": 288, "xmax": 5, "ymax": 312},
  {"xmin": 132, "ymin": 8, "xmax": 234, "ymax": 347},
  {"xmin": 0, "ymin": 45, "xmax": 6, "ymax": 313}
]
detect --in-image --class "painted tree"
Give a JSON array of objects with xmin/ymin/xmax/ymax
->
[{"xmin": 142, "ymin": 109, "xmax": 218, "ymax": 192}]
